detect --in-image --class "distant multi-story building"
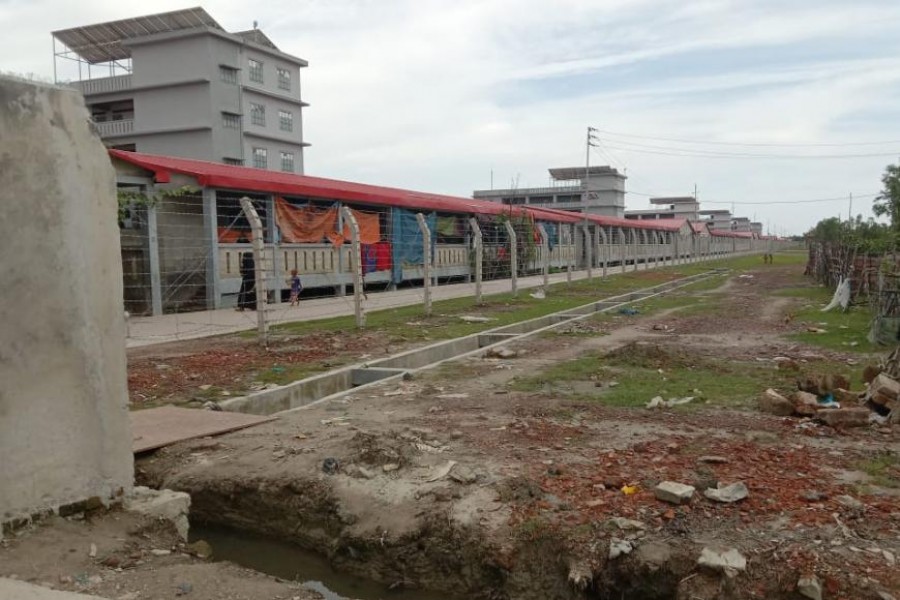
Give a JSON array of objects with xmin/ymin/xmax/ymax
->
[
  {"xmin": 52, "ymin": 7, "xmax": 308, "ymax": 172},
  {"xmin": 699, "ymin": 209, "xmax": 733, "ymax": 231},
  {"xmin": 473, "ymin": 166, "xmax": 627, "ymax": 217},
  {"xmin": 750, "ymin": 222, "xmax": 763, "ymax": 235},
  {"xmin": 625, "ymin": 196, "xmax": 699, "ymax": 221},
  {"xmin": 731, "ymin": 217, "xmax": 752, "ymax": 232}
]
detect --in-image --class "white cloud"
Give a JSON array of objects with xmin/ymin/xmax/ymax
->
[{"xmin": 3, "ymin": 0, "xmax": 900, "ymax": 232}]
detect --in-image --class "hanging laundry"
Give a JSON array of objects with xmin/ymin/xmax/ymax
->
[{"xmin": 274, "ymin": 197, "xmax": 341, "ymax": 244}]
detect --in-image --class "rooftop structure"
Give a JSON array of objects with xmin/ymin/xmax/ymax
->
[
  {"xmin": 52, "ymin": 7, "xmax": 308, "ymax": 172},
  {"xmin": 626, "ymin": 196, "xmax": 700, "ymax": 221},
  {"xmin": 699, "ymin": 209, "xmax": 733, "ymax": 231},
  {"xmin": 473, "ymin": 166, "xmax": 627, "ymax": 217}
]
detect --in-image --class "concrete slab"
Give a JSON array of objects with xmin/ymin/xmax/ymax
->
[
  {"xmin": 0, "ymin": 579, "xmax": 108, "ymax": 600},
  {"xmin": 130, "ymin": 406, "xmax": 276, "ymax": 453}
]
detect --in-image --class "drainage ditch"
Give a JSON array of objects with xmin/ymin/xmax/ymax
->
[{"xmin": 220, "ymin": 270, "xmax": 725, "ymax": 416}]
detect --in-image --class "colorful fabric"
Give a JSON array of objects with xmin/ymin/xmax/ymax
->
[
  {"xmin": 218, "ymin": 227, "xmax": 252, "ymax": 243},
  {"xmin": 361, "ymin": 244, "xmax": 377, "ymax": 274},
  {"xmin": 275, "ymin": 197, "xmax": 341, "ymax": 244},
  {"xmin": 436, "ymin": 216, "xmax": 462, "ymax": 238},
  {"xmin": 374, "ymin": 241, "xmax": 392, "ymax": 272},
  {"xmin": 342, "ymin": 209, "xmax": 381, "ymax": 245},
  {"xmin": 391, "ymin": 209, "xmax": 436, "ymax": 284}
]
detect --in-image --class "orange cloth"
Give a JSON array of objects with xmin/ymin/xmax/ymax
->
[
  {"xmin": 275, "ymin": 197, "xmax": 342, "ymax": 244},
  {"xmin": 342, "ymin": 209, "xmax": 380, "ymax": 245},
  {"xmin": 218, "ymin": 227, "xmax": 252, "ymax": 242}
]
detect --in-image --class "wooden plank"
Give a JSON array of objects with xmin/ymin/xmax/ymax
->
[{"xmin": 130, "ymin": 406, "xmax": 276, "ymax": 453}]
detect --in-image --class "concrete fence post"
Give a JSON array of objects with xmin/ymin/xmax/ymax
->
[
  {"xmin": 341, "ymin": 207, "xmax": 366, "ymax": 328},
  {"xmin": 239, "ymin": 197, "xmax": 268, "ymax": 344},
  {"xmin": 631, "ymin": 229, "xmax": 639, "ymax": 272},
  {"xmin": 599, "ymin": 227, "xmax": 609, "ymax": 278},
  {"xmin": 146, "ymin": 201, "xmax": 163, "ymax": 316},
  {"xmin": 504, "ymin": 220, "xmax": 518, "ymax": 296},
  {"xmin": 565, "ymin": 224, "xmax": 573, "ymax": 285},
  {"xmin": 584, "ymin": 224, "xmax": 593, "ymax": 279},
  {"xmin": 416, "ymin": 213, "xmax": 433, "ymax": 316},
  {"xmin": 469, "ymin": 217, "xmax": 483, "ymax": 305},
  {"xmin": 538, "ymin": 224, "xmax": 550, "ymax": 292}
]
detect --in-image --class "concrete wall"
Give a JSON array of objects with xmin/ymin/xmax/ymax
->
[{"xmin": 0, "ymin": 77, "xmax": 133, "ymax": 524}]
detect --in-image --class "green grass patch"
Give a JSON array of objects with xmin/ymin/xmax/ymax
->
[
  {"xmin": 856, "ymin": 453, "xmax": 900, "ymax": 488},
  {"xmin": 511, "ymin": 342, "xmax": 861, "ymax": 408},
  {"xmin": 267, "ymin": 255, "xmax": 767, "ymax": 344},
  {"xmin": 784, "ymin": 285, "xmax": 881, "ymax": 353}
]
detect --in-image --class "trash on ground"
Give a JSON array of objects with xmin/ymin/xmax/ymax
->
[
  {"xmin": 459, "ymin": 315, "xmax": 494, "ymax": 323},
  {"xmin": 704, "ymin": 481, "xmax": 749, "ymax": 503},
  {"xmin": 646, "ymin": 396, "xmax": 694, "ymax": 409},
  {"xmin": 618, "ymin": 307, "xmax": 639, "ymax": 316}
]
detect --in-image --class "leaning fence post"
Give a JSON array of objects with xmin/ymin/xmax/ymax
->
[
  {"xmin": 341, "ymin": 207, "xmax": 366, "ymax": 328},
  {"xmin": 503, "ymin": 220, "xmax": 518, "ymax": 296},
  {"xmin": 538, "ymin": 224, "xmax": 550, "ymax": 292},
  {"xmin": 416, "ymin": 213, "xmax": 433, "ymax": 316},
  {"xmin": 469, "ymin": 218, "xmax": 483, "ymax": 305},
  {"xmin": 239, "ymin": 197, "xmax": 268, "ymax": 345}
]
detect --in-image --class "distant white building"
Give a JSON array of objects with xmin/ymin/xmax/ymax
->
[
  {"xmin": 625, "ymin": 196, "xmax": 699, "ymax": 221},
  {"xmin": 473, "ymin": 166, "xmax": 627, "ymax": 217}
]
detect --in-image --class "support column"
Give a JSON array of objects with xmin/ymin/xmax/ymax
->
[
  {"xmin": 504, "ymin": 220, "xmax": 518, "ymax": 296},
  {"xmin": 538, "ymin": 224, "xmax": 550, "ymax": 292},
  {"xmin": 341, "ymin": 207, "xmax": 365, "ymax": 328},
  {"xmin": 674, "ymin": 234, "xmax": 680, "ymax": 266},
  {"xmin": 146, "ymin": 203, "xmax": 163, "ymax": 316},
  {"xmin": 566, "ymin": 224, "xmax": 573, "ymax": 285},
  {"xmin": 584, "ymin": 224, "xmax": 593, "ymax": 279},
  {"xmin": 469, "ymin": 218, "xmax": 483, "ymax": 305},
  {"xmin": 240, "ymin": 197, "xmax": 268, "ymax": 344},
  {"xmin": 618, "ymin": 227, "xmax": 626, "ymax": 271},
  {"xmin": 265, "ymin": 196, "xmax": 282, "ymax": 304},
  {"xmin": 631, "ymin": 229, "xmax": 639, "ymax": 272},
  {"xmin": 202, "ymin": 188, "xmax": 221, "ymax": 310},
  {"xmin": 417, "ymin": 213, "xmax": 433, "ymax": 316},
  {"xmin": 599, "ymin": 227, "xmax": 609, "ymax": 278},
  {"xmin": 336, "ymin": 204, "xmax": 347, "ymax": 296}
]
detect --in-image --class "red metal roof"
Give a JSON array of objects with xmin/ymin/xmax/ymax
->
[
  {"xmin": 710, "ymin": 229, "xmax": 755, "ymax": 238},
  {"xmin": 110, "ymin": 150, "xmax": 556, "ymax": 221}
]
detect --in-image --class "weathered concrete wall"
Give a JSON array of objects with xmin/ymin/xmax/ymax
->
[{"xmin": 0, "ymin": 77, "xmax": 133, "ymax": 523}]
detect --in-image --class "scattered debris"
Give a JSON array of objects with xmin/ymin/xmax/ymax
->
[
  {"xmin": 618, "ymin": 307, "xmax": 639, "ymax": 316},
  {"xmin": 697, "ymin": 547, "xmax": 747, "ymax": 577},
  {"xmin": 646, "ymin": 396, "xmax": 694, "ymax": 409},
  {"xmin": 697, "ymin": 456, "xmax": 729, "ymax": 464},
  {"xmin": 836, "ymin": 495, "xmax": 864, "ymax": 510},
  {"xmin": 609, "ymin": 517, "xmax": 646, "ymax": 531},
  {"xmin": 459, "ymin": 315, "xmax": 494, "ymax": 323},
  {"xmin": 322, "ymin": 457, "xmax": 340, "ymax": 475},
  {"xmin": 654, "ymin": 481, "xmax": 695, "ymax": 505},
  {"xmin": 320, "ymin": 416, "xmax": 350, "ymax": 426},
  {"xmin": 186, "ymin": 540, "xmax": 213, "ymax": 559},
  {"xmin": 448, "ymin": 464, "xmax": 478, "ymax": 484},
  {"xmin": 425, "ymin": 460, "xmax": 458, "ymax": 482},
  {"xmin": 89, "ymin": 543, "xmax": 97, "ymax": 558},
  {"xmin": 150, "ymin": 549, "xmax": 172, "ymax": 556},
  {"xmin": 382, "ymin": 463, "xmax": 400, "ymax": 473},
  {"xmin": 704, "ymin": 481, "xmax": 749, "ymax": 503},
  {"xmin": 529, "ymin": 290, "xmax": 546, "ymax": 300},
  {"xmin": 817, "ymin": 407, "xmax": 871, "ymax": 428},
  {"xmin": 759, "ymin": 388, "xmax": 794, "ymax": 416},
  {"xmin": 822, "ymin": 278, "xmax": 851, "ymax": 312},
  {"xmin": 797, "ymin": 576, "xmax": 823, "ymax": 600},
  {"xmin": 485, "ymin": 347, "xmax": 518, "ymax": 359},
  {"xmin": 609, "ymin": 538, "xmax": 634, "ymax": 560}
]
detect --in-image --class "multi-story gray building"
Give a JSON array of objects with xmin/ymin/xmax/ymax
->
[
  {"xmin": 52, "ymin": 7, "xmax": 308, "ymax": 172},
  {"xmin": 699, "ymin": 209, "xmax": 733, "ymax": 231},
  {"xmin": 473, "ymin": 166, "xmax": 627, "ymax": 217},
  {"xmin": 625, "ymin": 196, "xmax": 700, "ymax": 221}
]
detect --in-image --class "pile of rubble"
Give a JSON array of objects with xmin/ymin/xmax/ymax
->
[{"xmin": 759, "ymin": 362, "xmax": 898, "ymax": 427}]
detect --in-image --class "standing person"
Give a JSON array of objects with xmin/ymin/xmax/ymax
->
[
  {"xmin": 288, "ymin": 269, "xmax": 302, "ymax": 306},
  {"xmin": 237, "ymin": 249, "xmax": 256, "ymax": 311}
]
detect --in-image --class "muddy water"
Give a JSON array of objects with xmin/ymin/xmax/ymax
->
[{"xmin": 192, "ymin": 524, "xmax": 461, "ymax": 600}]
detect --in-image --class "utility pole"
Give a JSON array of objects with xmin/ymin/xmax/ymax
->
[{"xmin": 584, "ymin": 126, "xmax": 599, "ymax": 272}]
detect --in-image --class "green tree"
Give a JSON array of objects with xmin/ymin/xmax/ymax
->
[{"xmin": 873, "ymin": 161, "xmax": 900, "ymax": 231}]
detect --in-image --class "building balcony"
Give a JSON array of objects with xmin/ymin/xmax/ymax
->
[
  {"xmin": 71, "ymin": 74, "xmax": 133, "ymax": 96},
  {"xmin": 94, "ymin": 119, "xmax": 134, "ymax": 137}
]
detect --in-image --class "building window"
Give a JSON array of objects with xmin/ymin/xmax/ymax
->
[
  {"xmin": 220, "ymin": 65, "xmax": 238, "ymax": 84},
  {"xmin": 277, "ymin": 67, "xmax": 291, "ymax": 91},
  {"xmin": 248, "ymin": 58, "xmax": 264, "ymax": 83},
  {"xmin": 278, "ymin": 110, "xmax": 293, "ymax": 132},
  {"xmin": 280, "ymin": 151, "xmax": 294, "ymax": 172},
  {"xmin": 223, "ymin": 157, "xmax": 243, "ymax": 166},
  {"xmin": 222, "ymin": 112, "xmax": 241, "ymax": 129},
  {"xmin": 250, "ymin": 102, "xmax": 265, "ymax": 126},
  {"xmin": 252, "ymin": 147, "xmax": 267, "ymax": 169}
]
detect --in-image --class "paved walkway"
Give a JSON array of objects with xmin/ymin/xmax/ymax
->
[{"xmin": 127, "ymin": 258, "xmax": 726, "ymax": 348}]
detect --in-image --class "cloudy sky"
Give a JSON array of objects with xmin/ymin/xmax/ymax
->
[{"xmin": 4, "ymin": 0, "xmax": 900, "ymax": 234}]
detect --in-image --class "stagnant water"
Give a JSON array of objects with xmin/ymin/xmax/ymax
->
[{"xmin": 191, "ymin": 524, "xmax": 462, "ymax": 600}]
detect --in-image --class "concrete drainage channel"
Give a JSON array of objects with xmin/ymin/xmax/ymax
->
[{"xmin": 220, "ymin": 269, "xmax": 725, "ymax": 416}]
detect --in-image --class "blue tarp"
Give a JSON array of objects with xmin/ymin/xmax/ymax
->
[
  {"xmin": 391, "ymin": 209, "xmax": 436, "ymax": 284},
  {"xmin": 539, "ymin": 221, "xmax": 558, "ymax": 251}
]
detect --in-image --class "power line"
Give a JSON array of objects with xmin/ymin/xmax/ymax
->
[
  {"xmin": 601, "ymin": 139, "xmax": 900, "ymax": 159},
  {"xmin": 700, "ymin": 193, "xmax": 878, "ymax": 206},
  {"xmin": 592, "ymin": 127, "xmax": 900, "ymax": 148}
]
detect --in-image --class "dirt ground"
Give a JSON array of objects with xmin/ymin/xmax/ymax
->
[
  {"xmin": 9, "ymin": 258, "xmax": 900, "ymax": 599},
  {"xmin": 0, "ymin": 510, "xmax": 322, "ymax": 600}
]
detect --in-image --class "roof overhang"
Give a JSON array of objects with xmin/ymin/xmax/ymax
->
[{"xmin": 53, "ymin": 7, "xmax": 221, "ymax": 64}]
